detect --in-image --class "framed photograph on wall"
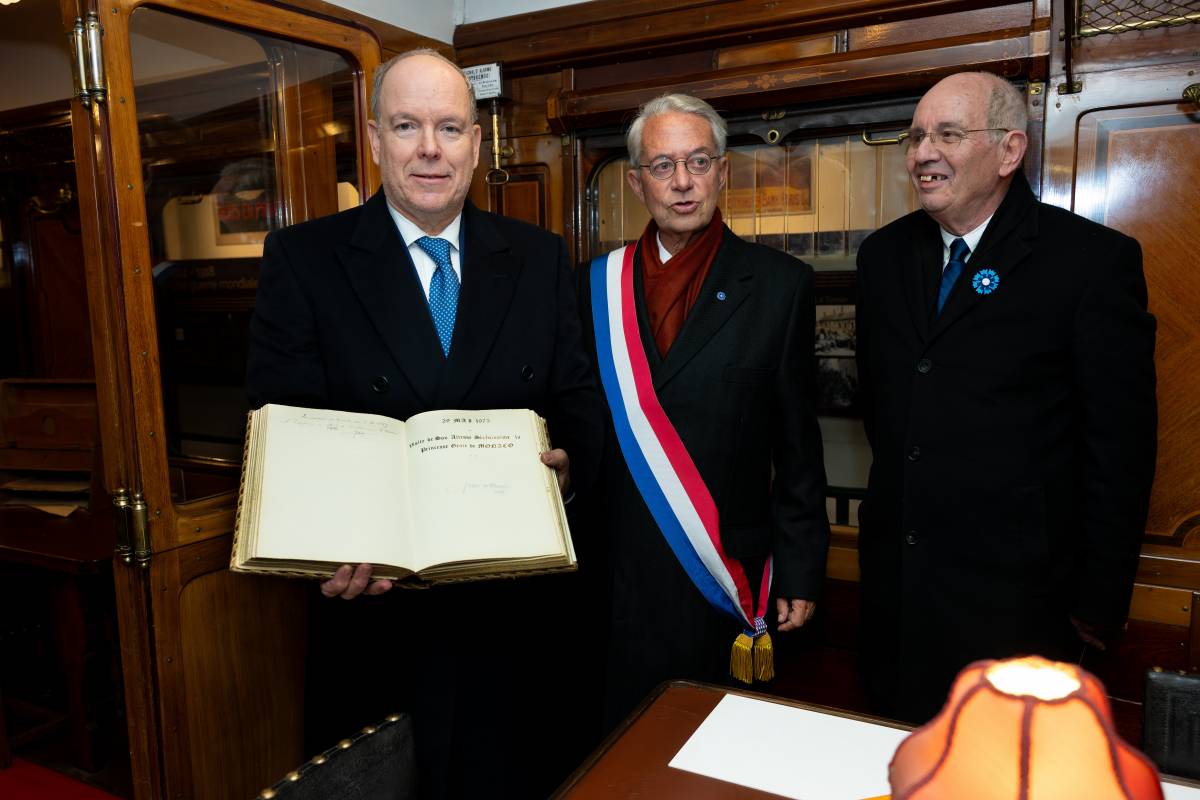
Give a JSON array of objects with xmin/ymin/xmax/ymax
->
[{"xmin": 813, "ymin": 270, "xmax": 857, "ymax": 415}]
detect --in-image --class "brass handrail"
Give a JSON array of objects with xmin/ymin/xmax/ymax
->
[{"xmin": 861, "ymin": 130, "xmax": 903, "ymax": 147}]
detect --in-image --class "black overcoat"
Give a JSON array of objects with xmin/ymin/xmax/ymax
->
[
  {"xmin": 855, "ymin": 172, "xmax": 1157, "ymax": 722},
  {"xmin": 581, "ymin": 229, "xmax": 831, "ymax": 725},
  {"xmin": 246, "ymin": 190, "xmax": 604, "ymax": 798}
]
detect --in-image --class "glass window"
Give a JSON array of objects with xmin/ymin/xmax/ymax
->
[
  {"xmin": 590, "ymin": 128, "xmax": 919, "ymax": 517},
  {"xmin": 129, "ymin": 7, "xmax": 361, "ymax": 489},
  {"xmin": 593, "ymin": 133, "xmax": 916, "ymax": 271}
]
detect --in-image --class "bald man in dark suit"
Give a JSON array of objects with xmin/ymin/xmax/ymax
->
[{"xmin": 855, "ymin": 72, "xmax": 1156, "ymax": 723}]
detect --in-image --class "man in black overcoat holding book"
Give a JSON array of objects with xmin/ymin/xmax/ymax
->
[
  {"xmin": 855, "ymin": 71, "xmax": 1157, "ymax": 723},
  {"xmin": 245, "ymin": 49, "xmax": 603, "ymax": 798}
]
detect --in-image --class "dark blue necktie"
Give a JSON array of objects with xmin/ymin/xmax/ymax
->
[
  {"xmin": 937, "ymin": 237, "xmax": 970, "ymax": 315},
  {"xmin": 415, "ymin": 236, "xmax": 458, "ymax": 357}
]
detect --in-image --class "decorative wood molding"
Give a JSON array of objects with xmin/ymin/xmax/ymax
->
[
  {"xmin": 456, "ymin": 0, "xmax": 1021, "ymax": 72},
  {"xmin": 548, "ymin": 31, "xmax": 1044, "ymax": 131}
]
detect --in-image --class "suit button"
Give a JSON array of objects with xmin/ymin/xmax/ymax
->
[
  {"xmin": 907, "ymin": 446, "xmax": 921, "ymax": 462},
  {"xmin": 521, "ymin": 365, "xmax": 535, "ymax": 382},
  {"xmin": 916, "ymin": 358, "xmax": 932, "ymax": 374},
  {"xmin": 905, "ymin": 531, "xmax": 918, "ymax": 545},
  {"xmin": 371, "ymin": 376, "xmax": 390, "ymax": 394}
]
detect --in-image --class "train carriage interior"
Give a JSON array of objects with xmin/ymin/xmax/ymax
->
[{"xmin": 1, "ymin": 0, "xmax": 1199, "ymax": 796}]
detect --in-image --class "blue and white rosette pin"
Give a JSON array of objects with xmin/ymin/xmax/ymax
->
[{"xmin": 972, "ymin": 269, "xmax": 1000, "ymax": 295}]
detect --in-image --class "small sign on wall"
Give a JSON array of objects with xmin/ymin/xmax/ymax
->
[{"xmin": 463, "ymin": 63, "xmax": 503, "ymax": 101}]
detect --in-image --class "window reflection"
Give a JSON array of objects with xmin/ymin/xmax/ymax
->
[
  {"xmin": 593, "ymin": 132, "xmax": 917, "ymax": 272},
  {"xmin": 129, "ymin": 8, "xmax": 361, "ymax": 493},
  {"xmin": 590, "ymin": 127, "xmax": 919, "ymax": 518}
]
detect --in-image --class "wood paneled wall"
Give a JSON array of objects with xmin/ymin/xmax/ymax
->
[
  {"xmin": 452, "ymin": 0, "xmax": 1200, "ymax": 741},
  {"xmin": 456, "ymin": 0, "xmax": 1051, "ymax": 258}
]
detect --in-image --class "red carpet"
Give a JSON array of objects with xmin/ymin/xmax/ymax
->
[{"xmin": 0, "ymin": 758, "xmax": 122, "ymax": 799}]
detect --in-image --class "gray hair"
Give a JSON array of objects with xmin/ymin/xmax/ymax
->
[
  {"xmin": 968, "ymin": 72, "xmax": 1028, "ymax": 141},
  {"xmin": 370, "ymin": 48, "xmax": 478, "ymax": 125},
  {"xmin": 626, "ymin": 93, "xmax": 727, "ymax": 166}
]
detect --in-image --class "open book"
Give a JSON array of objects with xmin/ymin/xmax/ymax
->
[{"xmin": 231, "ymin": 404, "xmax": 575, "ymax": 585}]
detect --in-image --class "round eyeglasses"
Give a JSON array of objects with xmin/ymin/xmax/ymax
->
[
  {"xmin": 899, "ymin": 128, "xmax": 1013, "ymax": 152},
  {"xmin": 638, "ymin": 153, "xmax": 722, "ymax": 180}
]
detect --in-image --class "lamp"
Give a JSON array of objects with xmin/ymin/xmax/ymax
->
[{"xmin": 888, "ymin": 656, "xmax": 1163, "ymax": 800}]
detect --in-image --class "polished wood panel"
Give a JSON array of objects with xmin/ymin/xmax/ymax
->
[
  {"xmin": 826, "ymin": 526, "xmax": 861, "ymax": 581},
  {"xmin": 717, "ymin": 33, "xmax": 839, "ymax": 70},
  {"xmin": 1130, "ymin": 583, "xmax": 1193, "ymax": 628},
  {"xmin": 549, "ymin": 33, "xmax": 1042, "ymax": 131},
  {"xmin": 848, "ymin": 2, "xmax": 1038, "ymax": 50},
  {"xmin": 1019, "ymin": 11, "xmax": 1200, "ymax": 737},
  {"xmin": 179, "ymin": 554, "xmax": 306, "ymax": 799},
  {"xmin": 1139, "ymin": 552, "xmax": 1200, "ymax": 590},
  {"xmin": 1072, "ymin": 101, "xmax": 1200, "ymax": 545},
  {"xmin": 494, "ymin": 72, "xmax": 564, "ymax": 139},
  {"xmin": 145, "ymin": 537, "xmax": 305, "ymax": 799},
  {"xmin": 490, "ymin": 168, "xmax": 548, "ymax": 228},
  {"xmin": 469, "ymin": 134, "xmax": 567, "ymax": 238},
  {"xmin": 1065, "ymin": 19, "xmax": 1200, "ymax": 76},
  {"xmin": 22, "ymin": 206, "xmax": 93, "ymax": 379},
  {"xmin": 572, "ymin": 51, "xmax": 714, "ymax": 92},
  {"xmin": 456, "ymin": 0, "xmax": 1020, "ymax": 72},
  {"xmin": 0, "ymin": 380, "xmax": 96, "ymax": 450}
]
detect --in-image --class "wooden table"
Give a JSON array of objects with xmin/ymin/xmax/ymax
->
[
  {"xmin": 554, "ymin": 680, "xmax": 1200, "ymax": 799},
  {"xmin": 553, "ymin": 681, "xmax": 907, "ymax": 799}
]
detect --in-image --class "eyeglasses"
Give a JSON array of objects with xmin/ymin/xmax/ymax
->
[
  {"xmin": 638, "ymin": 153, "xmax": 722, "ymax": 180},
  {"xmin": 899, "ymin": 128, "xmax": 1013, "ymax": 152}
]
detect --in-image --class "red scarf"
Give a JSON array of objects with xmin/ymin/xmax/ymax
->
[{"xmin": 639, "ymin": 208, "xmax": 725, "ymax": 356}]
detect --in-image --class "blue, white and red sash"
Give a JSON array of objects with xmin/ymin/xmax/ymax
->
[{"xmin": 590, "ymin": 244, "xmax": 773, "ymax": 662}]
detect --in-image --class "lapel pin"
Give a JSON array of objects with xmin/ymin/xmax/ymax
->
[
  {"xmin": 972, "ymin": 269, "xmax": 1000, "ymax": 295},
  {"xmin": 716, "ymin": 290, "xmax": 727, "ymax": 301}
]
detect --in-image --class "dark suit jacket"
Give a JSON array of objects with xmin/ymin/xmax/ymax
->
[
  {"xmin": 581, "ymin": 229, "xmax": 831, "ymax": 721},
  {"xmin": 247, "ymin": 191, "xmax": 601, "ymax": 483},
  {"xmin": 245, "ymin": 190, "xmax": 604, "ymax": 798},
  {"xmin": 855, "ymin": 172, "xmax": 1157, "ymax": 722}
]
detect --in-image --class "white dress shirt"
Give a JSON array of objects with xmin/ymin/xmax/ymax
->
[
  {"xmin": 939, "ymin": 214, "xmax": 993, "ymax": 271},
  {"xmin": 386, "ymin": 204, "xmax": 464, "ymax": 300}
]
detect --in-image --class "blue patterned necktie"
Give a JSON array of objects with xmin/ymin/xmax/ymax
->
[
  {"xmin": 415, "ymin": 236, "xmax": 459, "ymax": 357},
  {"xmin": 937, "ymin": 237, "xmax": 971, "ymax": 315}
]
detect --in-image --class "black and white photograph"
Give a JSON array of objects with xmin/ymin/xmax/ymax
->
[
  {"xmin": 812, "ymin": 272, "xmax": 858, "ymax": 415},
  {"xmin": 815, "ymin": 303, "xmax": 855, "ymax": 357}
]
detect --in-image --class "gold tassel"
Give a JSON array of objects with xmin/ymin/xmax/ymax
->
[
  {"xmin": 753, "ymin": 632, "xmax": 774, "ymax": 682},
  {"xmin": 730, "ymin": 633, "xmax": 755, "ymax": 684}
]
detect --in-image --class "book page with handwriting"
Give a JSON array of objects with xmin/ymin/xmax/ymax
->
[
  {"xmin": 254, "ymin": 405, "xmax": 413, "ymax": 567},
  {"xmin": 403, "ymin": 409, "xmax": 562, "ymax": 571}
]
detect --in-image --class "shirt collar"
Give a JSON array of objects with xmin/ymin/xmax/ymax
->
[
  {"xmin": 387, "ymin": 204, "xmax": 463, "ymax": 253},
  {"xmin": 656, "ymin": 231, "xmax": 674, "ymax": 263},
  {"xmin": 940, "ymin": 213, "xmax": 993, "ymax": 257}
]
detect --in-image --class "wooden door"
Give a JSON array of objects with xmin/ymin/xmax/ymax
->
[
  {"xmin": 66, "ymin": 1, "xmax": 380, "ymax": 796},
  {"xmin": 1043, "ymin": 47, "xmax": 1200, "ymax": 733},
  {"xmin": 469, "ymin": 133, "xmax": 569, "ymax": 237}
]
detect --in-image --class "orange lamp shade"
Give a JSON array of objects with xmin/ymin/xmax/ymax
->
[{"xmin": 888, "ymin": 656, "xmax": 1163, "ymax": 800}]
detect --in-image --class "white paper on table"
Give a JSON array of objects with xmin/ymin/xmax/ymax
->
[
  {"xmin": 668, "ymin": 693, "xmax": 907, "ymax": 799},
  {"xmin": 1165, "ymin": 782, "xmax": 1200, "ymax": 800},
  {"xmin": 670, "ymin": 693, "xmax": 1200, "ymax": 800}
]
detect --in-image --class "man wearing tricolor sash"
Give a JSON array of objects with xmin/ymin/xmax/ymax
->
[{"xmin": 582, "ymin": 94, "xmax": 831, "ymax": 729}]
